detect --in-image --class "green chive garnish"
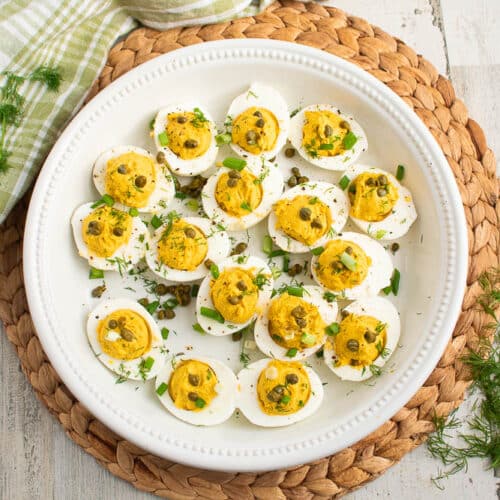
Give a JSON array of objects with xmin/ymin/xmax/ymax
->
[
  {"xmin": 325, "ymin": 322, "xmax": 340, "ymax": 336},
  {"xmin": 301, "ymin": 333, "xmax": 316, "ymax": 346},
  {"xmin": 200, "ymin": 307, "xmax": 224, "ymax": 323},
  {"xmin": 210, "ymin": 263, "xmax": 219, "ymax": 279},
  {"xmin": 156, "ymin": 382, "xmax": 168, "ymax": 396},
  {"xmin": 158, "ymin": 131, "xmax": 169, "ymax": 147},
  {"xmin": 339, "ymin": 175, "xmax": 350, "ymax": 190},
  {"xmin": 396, "ymin": 164, "xmax": 405, "ymax": 181},
  {"xmin": 269, "ymin": 249, "xmax": 286, "ymax": 257},
  {"xmin": 375, "ymin": 229, "xmax": 387, "ymax": 240},
  {"xmin": 149, "ymin": 118, "xmax": 155, "ymax": 130},
  {"xmin": 150, "ymin": 214, "xmax": 162, "ymax": 229},
  {"xmin": 145, "ymin": 300, "xmax": 159, "ymax": 314},
  {"xmin": 342, "ymin": 131, "xmax": 357, "ymax": 150},
  {"xmin": 319, "ymin": 143, "xmax": 333, "ymax": 150},
  {"xmin": 191, "ymin": 284, "xmax": 199, "ymax": 297},
  {"xmin": 164, "ymin": 298, "xmax": 178, "ymax": 309},
  {"xmin": 382, "ymin": 285, "xmax": 392, "ymax": 295},
  {"xmin": 391, "ymin": 268, "xmax": 401, "ymax": 295},
  {"xmin": 311, "ymin": 247, "xmax": 324, "ymax": 256},
  {"xmin": 186, "ymin": 199, "xmax": 199, "ymax": 211},
  {"xmin": 286, "ymin": 286, "xmax": 303, "ymax": 297},
  {"xmin": 193, "ymin": 323, "xmax": 205, "ymax": 333},
  {"xmin": 89, "ymin": 267, "xmax": 104, "ymax": 279},
  {"xmin": 240, "ymin": 201, "xmax": 252, "ymax": 211},
  {"xmin": 195, "ymin": 397, "xmax": 206, "ymax": 408},
  {"xmin": 129, "ymin": 207, "xmax": 139, "ymax": 217},
  {"xmin": 215, "ymin": 133, "xmax": 231, "ymax": 146},
  {"xmin": 323, "ymin": 292, "xmax": 336, "ymax": 303},
  {"xmin": 280, "ymin": 395, "xmax": 291, "ymax": 404},
  {"xmin": 161, "ymin": 327, "xmax": 169, "ymax": 340},
  {"xmin": 286, "ymin": 348, "xmax": 298, "ymax": 358},
  {"xmin": 282, "ymin": 253, "xmax": 290, "ymax": 272},
  {"xmin": 223, "ymin": 157, "xmax": 246, "ymax": 171},
  {"xmin": 91, "ymin": 194, "xmax": 114, "ymax": 208},
  {"xmin": 175, "ymin": 191, "xmax": 187, "ymax": 200},
  {"xmin": 143, "ymin": 356, "xmax": 155, "ymax": 370},
  {"xmin": 262, "ymin": 234, "xmax": 273, "ymax": 255},
  {"xmin": 340, "ymin": 252, "xmax": 357, "ymax": 271}
]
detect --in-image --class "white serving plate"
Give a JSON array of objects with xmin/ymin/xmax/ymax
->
[{"xmin": 23, "ymin": 40, "xmax": 467, "ymax": 473}]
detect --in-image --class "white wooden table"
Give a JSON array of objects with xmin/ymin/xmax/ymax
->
[{"xmin": 1, "ymin": 1, "xmax": 498, "ymax": 498}]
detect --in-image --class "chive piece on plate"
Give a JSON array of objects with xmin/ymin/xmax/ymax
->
[
  {"xmin": 161, "ymin": 327, "xmax": 169, "ymax": 340},
  {"xmin": 311, "ymin": 246, "xmax": 324, "ymax": 256},
  {"xmin": 286, "ymin": 348, "xmax": 298, "ymax": 358},
  {"xmin": 150, "ymin": 214, "xmax": 162, "ymax": 229},
  {"xmin": 223, "ymin": 157, "xmax": 246, "ymax": 171},
  {"xmin": 158, "ymin": 131, "xmax": 169, "ymax": 146},
  {"xmin": 339, "ymin": 175, "xmax": 350, "ymax": 190},
  {"xmin": 156, "ymin": 382, "xmax": 168, "ymax": 396},
  {"xmin": 200, "ymin": 307, "xmax": 224, "ymax": 324},
  {"xmin": 210, "ymin": 263, "xmax": 219, "ymax": 279},
  {"xmin": 325, "ymin": 322, "xmax": 340, "ymax": 336},
  {"xmin": 396, "ymin": 164, "xmax": 405, "ymax": 181},
  {"xmin": 89, "ymin": 267, "xmax": 104, "ymax": 279},
  {"xmin": 262, "ymin": 234, "xmax": 273, "ymax": 255},
  {"xmin": 286, "ymin": 286, "xmax": 303, "ymax": 297},
  {"xmin": 215, "ymin": 133, "xmax": 231, "ymax": 146},
  {"xmin": 342, "ymin": 131, "xmax": 357, "ymax": 150}
]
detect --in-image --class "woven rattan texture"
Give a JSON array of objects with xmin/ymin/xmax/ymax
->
[{"xmin": 2, "ymin": 2, "xmax": 499, "ymax": 498}]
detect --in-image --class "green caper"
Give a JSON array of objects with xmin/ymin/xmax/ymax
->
[
  {"xmin": 164, "ymin": 308, "xmax": 176, "ymax": 319},
  {"xmin": 236, "ymin": 280, "xmax": 248, "ymax": 292},
  {"xmin": 155, "ymin": 283, "xmax": 168, "ymax": 296},
  {"xmin": 295, "ymin": 317, "xmax": 307, "ymax": 328},
  {"xmin": 347, "ymin": 339, "xmax": 359, "ymax": 352},
  {"xmin": 91, "ymin": 285, "xmax": 106, "ymax": 298},
  {"xmin": 391, "ymin": 242, "xmax": 400, "ymax": 254},
  {"xmin": 188, "ymin": 392, "xmax": 199, "ymax": 402},
  {"xmin": 340, "ymin": 120, "xmax": 350, "ymax": 129},
  {"xmin": 135, "ymin": 175, "xmax": 147, "ymax": 188},
  {"xmin": 117, "ymin": 164, "xmax": 128, "ymax": 174},
  {"xmin": 285, "ymin": 373, "xmax": 299, "ymax": 385},
  {"xmin": 231, "ymin": 242, "xmax": 247, "ymax": 255},
  {"xmin": 156, "ymin": 151, "xmax": 166, "ymax": 164},
  {"xmin": 332, "ymin": 261, "xmax": 345, "ymax": 272},
  {"xmin": 267, "ymin": 385, "xmax": 285, "ymax": 402},
  {"xmin": 287, "ymin": 263, "xmax": 303, "ymax": 277},
  {"xmin": 157, "ymin": 309, "xmax": 166, "ymax": 320},
  {"xmin": 350, "ymin": 359, "xmax": 360, "ymax": 366},
  {"xmin": 291, "ymin": 306, "xmax": 306, "ymax": 318},
  {"xmin": 108, "ymin": 319, "xmax": 118, "ymax": 329},
  {"xmin": 232, "ymin": 331, "xmax": 243, "ymax": 342},
  {"xmin": 364, "ymin": 331, "xmax": 377, "ymax": 343},
  {"xmin": 245, "ymin": 130, "xmax": 257, "ymax": 145},
  {"xmin": 184, "ymin": 227, "xmax": 196, "ymax": 239},
  {"xmin": 377, "ymin": 187, "xmax": 388, "ymax": 197},
  {"xmin": 228, "ymin": 295, "xmax": 242, "ymax": 305},
  {"xmin": 324, "ymin": 124, "xmax": 333, "ymax": 137},
  {"xmin": 177, "ymin": 115, "xmax": 188, "ymax": 124},
  {"xmin": 365, "ymin": 177, "xmax": 375, "ymax": 186},
  {"xmin": 204, "ymin": 259, "xmax": 214, "ymax": 269},
  {"xmin": 291, "ymin": 167, "xmax": 301, "ymax": 176},
  {"xmin": 255, "ymin": 118, "xmax": 265, "ymax": 128},
  {"xmin": 184, "ymin": 139, "xmax": 198, "ymax": 149},
  {"xmin": 228, "ymin": 169, "xmax": 241, "ymax": 179},
  {"xmin": 285, "ymin": 148, "xmax": 296, "ymax": 158},
  {"xmin": 138, "ymin": 298, "xmax": 149, "ymax": 307},
  {"xmin": 311, "ymin": 217, "xmax": 323, "ymax": 229},
  {"xmin": 113, "ymin": 227, "xmax": 124, "ymax": 237},
  {"xmin": 299, "ymin": 207, "xmax": 312, "ymax": 221},
  {"xmin": 345, "ymin": 246, "xmax": 353, "ymax": 255},
  {"xmin": 341, "ymin": 309, "xmax": 349, "ymax": 319},
  {"xmin": 253, "ymin": 110, "xmax": 263, "ymax": 118},
  {"xmin": 188, "ymin": 374, "xmax": 200, "ymax": 386},
  {"xmin": 121, "ymin": 328, "xmax": 135, "ymax": 341},
  {"xmin": 377, "ymin": 175, "xmax": 388, "ymax": 186},
  {"xmin": 297, "ymin": 176, "xmax": 309, "ymax": 184},
  {"xmin": 87, "ymin": 220, "xmax": 102, "ymax": 236},
  {"xmin": 227, "ymin": 177, "xmax": 238, "ymax": 188},
  {"xmin": 287, "ymin": 176, "xmax": 298, "ymax": 187}
]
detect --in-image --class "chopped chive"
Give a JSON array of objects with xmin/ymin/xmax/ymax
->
[
  {"xmin": 290, "ymin": 108, "xmax": 301, "ymax": 118},
  {"xmin": 223, "ymin": 157, "xmax": 246, "ymax": 171},
  {"xmin": 156, "ymin": 382, "xmax": 168, "ymax": 396},
  {"xmin": 129, "ymin": 207, "xmax": 139, "ymax": 217},
  {"xmin": 215, "ymin": 133, "xmax": 231, "ymax": 146},
  {"xmin": 340, "ymin": 251, "xmax": 357, "ymax": 271},
  {"xmin": 262, "ymin": 234, "xmax": 273, "ymax": 255},
  {"xmin": 311, "ymin": 246, "xmax": 324, "ymax": 256},
  {"xmin": 158, "ymin": 131, "xmax": 169, "ymax": 147},
  {"xmin": 144, "ymin": 300, "xmax": 160, "ymax": 315},
  {"xmin": 175, "ymin": 191, "xmax": 187, "ymax": 200},
  {"xmin": 150, "ymin": 214, "xmax": 162, "ymax": 229},
  {"xmin": 382, "ymin": 285, "xmax": 392, "ymax": 295},
  {"xmin": 164, "ymin": 298, "xmax": 178, "ymax": 309},
  {"xmin": 89, "ymin": 267, "xmax": 104, "ymax": 279},
  {"xmin": 282, "ymin": 253, "xmax": 290, "ymax": 272},
  {"xmin": 91, "ymin": 194, "xmax": 114, "ymax": 208},
  {"xmin": 286, "ymin": 348, "xmax": 298, "ymax": 358},
  {"xmin": 319, "ymin": 143, "xmax": 333, "ymax": 150},
  {"xmin": 396, "ymin": 164, "xmax": 405, "ymax": 181},
  {"xmin": 301, "ymin": 332, "xmax": 316, "ymax": 346},
  {"xmin": 342, "ymin": 131, "xmax": 357, "ymax": 150},
  {"xmin": 161, "ymin": 327, "xmax": 169, "ymax": 340},
  {"xmin": 374, "ymin": 229, "xmax": 387, "ymax": 240},
  {"xmin": 323, "ymin": 292, "xmax": 336, "ymax": 303},
  {"xmin": 308, "ymin": 197, "xmax": 319, "ymax": 204},
  {"xmin": 280, "ymin": 395, "xmax": 291, "ymax": 404},
  {"xmin": 191, "ymin": 284, "xmax": 199, "ymax": 297},
  {"xmin": 195, "ymin": 397, "xmax": 206, "ymax": 408},
  {"xmin": 240, "ymin": 201, "xmax": 252, "ymax": 211},
  {"xmin": 192, "ymin": 323, "xmax": 205, "ymax": 333},
  {"xmin": 286, "ymin": 286, "xmax": 303, "ymax": 297},
  {"xmin": 143, "ymin": 356, "xmax": 155, "ymax": 370},
  {"xmin": 391, "ymin": 268, "xmax": 401, "ymax": 295},
  {"xmin": 210, "ymin": 263, "xmax": 220, "ymax": 279},
  {"xmin": 269, "ymin": 249, "xmax": 286, "ymax": 258},
  {"xmin": 325, "ymin": 322, "xmax": 340, "ymax": 336},
  {"xmin": 200, "ymin": 307, "xmax": 224, "ymax": 323},
  {"xmin": 339, "ymin": 175, "xmax": 350, "ymax": 190},
  {"xmin": 186, "ymin": 199, "xmax": 199, "ymax": 211}
]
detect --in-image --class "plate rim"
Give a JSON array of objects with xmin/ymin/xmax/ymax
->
[{"xmin": 23, "ymin": 39, "xmax": 468, "ymax": 472}]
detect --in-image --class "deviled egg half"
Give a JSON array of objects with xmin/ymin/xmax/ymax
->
[
  {"xmin": 71, "ymin": 202, "xmax": 149, "ymax": 272},
  {"xmin": 201, "ymin": 158, "xmax": 284, "ymax": 231},
  {"xmin": 87, "ymin": 298, "xmax": 164, "ymax": 380},
  {"xmin": 237, "ymin": 358, "xmax": 323, "ymax": 427},
  {"xmin": 311, "ymin": 232, "xmax": 393, "ymax": 299},
  {"xmin": 254, "ymin": 285, "xmax": 338, "ymax": 360},
  {"xmin": 226, "ymin": 83, "xmax": 290, "ymax": 162},
  {"xmin": 195, "ymin": 255, "xmax": 273, "ymax": 336},
  {"xmin": 344, "ymin": 165, "xmax": 417, "ymax": 240},
  {"xmin": 288, "ymin": 104, "xmax": 367, "ymax": 170},
  {"xmin": 153, "ymin": 104, "xmax": 218, "ymax": 176},
  {"xmin": 268, "ymin": 181, "xmax": 349, "ymax": 254},
  {"xmin": 323, "ymin": 297, "xmax": 400, "ymax": 381},
  {"xmin": 145, "ymin": 212, "xmax": 230, "ymax": 282},
  {"xmin": 155, "ymin": 355, "xmax": 237, "ymax": 426},
  {"xmin": 93, "ymin": 145, "xmax": 175, "ymax": 213}
]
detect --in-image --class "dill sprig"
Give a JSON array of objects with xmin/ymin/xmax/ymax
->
[
  {"xmin": 0, "ymin": 65, "xmax": 62, "ymax": 173},
  {"xmin": 427, "ymin": 268, "xmax": 500, "ymax": 489}
]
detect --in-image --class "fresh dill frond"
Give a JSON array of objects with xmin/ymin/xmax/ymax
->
[{"xmin": 29, "ymin": 66, "xmax": 63, "ymax": 91}]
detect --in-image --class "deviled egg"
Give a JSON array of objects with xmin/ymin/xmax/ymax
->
[
  {"xmin": 323, "ymin": 297, "xmax": 400, "ymax": 381},
  {"xmin": 237, "ymin": 358, "xmax": 323, "ymax": 427},
  {"xmin": 344, "ymin": 165, "xmax": 417, "ymax": 240},
  {"xmin": 195, "ymin": 255, "xmax": 273, "ymax": 336},
  {"xmin": 93, "ymin": 146, "xmax": 175, "ymax": 213},
  {"xmin": 153, "ymin": 104, "xmax": 218, "ymax": 176},
  {"xmin": 288, "ymin": 104, "xmax": 367, "ymax": 170},
  {"xmin": 268, "ymin": 181, "xmax": 349, "ymax": 253},
  {"xmin": 226, "ymin": 83, "xmax": 290, "ymax": 162},
  {"xmin": 87, "ymin": 298, "xmax": 164, "ymax": 380},
  {"xmin": 71, "ymin": 202, "xmax": 149, "ymax": 272},
  {"xmin": 310, "ymin": 232, "xmax": 393, "ymax": 299},
  {"xmin": 155, "ymin": 355, "xmax": 237, "ymax": 426},
  {"xmin": 145, "ymin": 212, "xmax": 230, "ymax": 282},
  {"xmin": 254, "ymin": 285, "xmax": 338, "ymax": 360},
  {"xmin": 201, "ymin": 158, "xmax": 284, "ymax": 231}
]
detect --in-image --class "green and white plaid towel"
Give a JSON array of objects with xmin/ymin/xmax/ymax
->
[{"xmin": 0, "ymin": 0, "xmax": 277, "ymax": 223}]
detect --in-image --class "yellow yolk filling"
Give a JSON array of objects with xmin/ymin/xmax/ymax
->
[
  {"xmin": 104, "ymin": 152, "xmax": 157, "ymax": 208},
  {"xmin": 97, "ymin": 309, "xmax": 152, "ymax": 360},
  {"xmin": 257, "ymin": 360, "xmax": 311, "ymax": 415},
  {"xmin": 82, "ymin": 205, "xmax": 133, "ymax": 258},
  {"xmin": 329, "ymin": 313, "xmax": 387, "ymax": 369},
  {"xmin": 268, "ymin": 294, "xmax": 326, "ymax": 350},
  {"xmin": 232, "ymin": 106, "xmax": 279, "ymax": 155},
  {"xmin": 214, "ymin": 169, "xmax": 263, "ymax": 218},
  {"xmin": 302, "ymin": 110, "xmax": 349, "ymax": 157},
  {"xmin": 166, "ymin": 111, "xmax": 212, "ymax": 160},
  {"xmin": 273, "ymin": 194, "xmax": 332, "ymax": 246},
  {"xmin": 348, "ymin": 172, "xmax": 399, "ymax": 222},
  {"xmin": 157, "ymin": 219, "xmax": 208, "ymax": 271},
  {"xmin": 315, "ymin": 240, "xmax": 371, "ymax": 291},
  {"xmin": 168, "ymin": 360, "xmax": 217, "ymax": 411},
  {"xmin": 210, "ymin": 267, "xmax": 259, "ymax": 324}
]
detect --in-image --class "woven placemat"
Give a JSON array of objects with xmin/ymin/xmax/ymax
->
[{"xmin": 2, "ymin": 2, "xmax": 499, "ymax": 498}]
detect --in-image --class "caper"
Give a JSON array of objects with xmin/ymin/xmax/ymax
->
[
  {"xmin": 340, "ymin": 120, "xmax": 349, "ymax": 129},
  {"xmin": 91, "ymin": 285, "xmax": 106, "ymax": 298},
  {"xmin": 341, "ymin": 309, "xmax": 349, "ymax": 319},
  {"xmin": 184, "ymin": 139, "xmax": 198, "ymax": 149},
  {"xmin": 236, "ymin": 280, "xmax": 247, "ymax": 291},
  {"xmin": 228, "ymin": 169, "xmax": 241, "ymax": 179},
  {"xmin": 228, "ymin": 295, "xmax": 242, "ymax": 305},
  {"xmin": 285, "ymin": 373, "xmax": 299, "ymax": 385},
  {"xmin": 156, "ymin": 151, "xmax": 166, "ymax": 164},
  {"xmin": 232, "ymin": 331, "xmax": 243, "ymax": 342},
  {"xmin": 267, "ymin": 385, "xmax": 285, "ymax": 402},
  {"xmin": 350, "ymin": 359, "xmax": 360, "ymax": 366},
  {"xmin": 287, "ymin": 263, "xmax": 303, "ymax": 277},
  {"xmin": 227, "ymin": 177, "xmax": 238, "ymax": 188},
  {"xmin": 253, "ymin": 110, "xmax": 263, "ymax": 118},
  {"xmin": 204, "ymin": 259, "xmax": 214, "ymax": 269},
  {"xmin": 364, "ymin": 331, "xmax": 377, "ymax": 343},
  {"xmin": 164, "ymin": 308, "xmax": 176, "ymax": 319},
  {"xmin": 108, "ymin": 319, "xmax": 118, "ymax": 329},
  {"xmin": 299, "ymin": 207, "xmax": 312, "ymax": 221},
  {"xmin": 311, "ymin": 217, "xmax": 323, "ymax": 229},
  {"xmin": 347, "ymin": 339, "xmax": 359, "ymax": 352},
  {"xmin": 188, "ymin": 374, "xmax": 200, "ymax": 386},
  {"xmin": 184, "ymin": 227, "xmax": 196, "ymax": 239},
  {"xmin": 231, "ymin": 242, "xmax": 247, "ymax": 255},
  {"xmin": 155, "ymin": 283, "xmax": 168, "ymax": 296},
  {"xmin": 285, "ymin": 148, "xmax": 295, "ymax": 158},
  {"xmin": 345, "ymin": 246, "xmax": 353, "ymax": 255},
  {"xmin": 135, "ymin": 175, "xmax": 147, "ymax": 188},
  {"xmin": 87, "ymin": 220, "xmax": 102, "ymax": 236},
  {"xmin": 291, "ymin": 306, "xmax": 306, "ymax": 318},
  {"xmin": 391, "ymin": 242, "xmax": 400, "ymax": 254},
  {"xmin": 295, "ymin": 317, "xmax": 307, "ymax": 328},
  {"xmin": 118, "ymin": 316, "xmax": 126, "ymax": 326},
  {"xmin": 324, "ymin": 124, "xmax": 333, "ymax": 137},
  {"xmin": 377, "ymin": 187, "xmax": 388, "ymax": 197},
  {"xmin": 332, "ymin": 261, "xmax": 345, "ymax": 272},
  {"xmin": 138, "ymin": 297, "xmax": 149, "ymax": 307},
  {"xmin": 291, "ymin": 167, "xmax": 301, "ymax": 177},
  {"xmin": 245, "ymin": 130, "xmax": 257, "ymax": 145},
  {"xmin": 377, "ymin": 175, "xmax": 388, "ymax": 186},
  {"xmin": 365, "ymin": 177, "xmax": 375, "ymax": 186},
  {"xmin": 176, "ymin": 115, "xmax": 188, "ymax": 124},
  {"xmin": 255, "ymin": 118, "xmax": 265, "ymax": 128},
  {"xmin": 349, "ymin": 184, "xmax": 356, "ymax": 194},
  {"xmin": 188, "ymin": 392, "xmax": 199, "ymax": 402},
  {"xmin": 157, "ymin": 309, "xmax": 166, "ymax": 320},
  {"xmin": 113, "ymin": 227, "xmax": 124, "ymax": 237},
  {"xmin": 117, "ymin": 164, "xmax": 128, "ymax": 174},
  {"xmin": 287, "ymin": 176, "xmax": 298, "ymax": 187},
  {"xmin": 297, "ymin": 176, "xmax": 309, "ymax": 184},
  {"xmin": 121, "ymin": 328, "xmax": 135, "ymax": 341}
]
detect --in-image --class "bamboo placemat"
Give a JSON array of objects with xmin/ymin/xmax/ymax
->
[{"xmin": 2, "ymin": 2, "xmax": 499, "ymax": 498}]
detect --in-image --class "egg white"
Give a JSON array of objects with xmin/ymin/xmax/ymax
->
[
  {"xmin": 288, "ymin": 104, "xmax": 367, "ymax": 171},
  {"xmin": 71, "ymin": 202, "xmax": 149, "ymax": 272},
  {"xmin": 310, "ymin": 231, "xmax": 393, "ymax": 299},
  {"xmin": 344, "ymin": 165, "xmax": 417, "ymax": 240},
  {"xmin": 153, "ymin": 104, "xmax": 218, "ymax": 177},
  {"xmin": 254, "ymin": 285, "xmax": 338, "ymax": 360},
  {"xmin": 226, "ymin": 83, "xmax": 290, "ymax": 162},
  {"xmin": 195, "ymin": 255, "xmax": 273, "ymax": 337},
  {"xmin": 93, "ymin": 145, "xmax": 176, "ymax": 213},
  {"xmin": 236, "ymin": 358, "xmax": 324, "ymax": 427},
  {"xmin": 155, "ymin": 355, "xmax": 237, "ymax": 426},
  {"xmin": 323, "ymin": 297, "xmax": 400, "ymax": 381},
  {"xmin": 201, "ymin": 160, "xmax": 284, "ymax": 231},
  {"xmin": 145, "ymin": 216, "xmax": 230, "ymax": 282},
  {"xmin": 268, "ymin": 181, "xmax": 349, "ymax": 254},
  {"xmin": 87, "ymin": 298, "xmax": 165, "ymax": 381}
]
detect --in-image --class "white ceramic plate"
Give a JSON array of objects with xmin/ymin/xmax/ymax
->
[{"xmin": 23, "ymin": 40, "xmax": 467, "ymax": 473}]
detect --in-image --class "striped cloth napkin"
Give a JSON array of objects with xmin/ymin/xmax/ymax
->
[{"xmin": 0, "ymin": 0, "xmax": 275, "ymax": 223}]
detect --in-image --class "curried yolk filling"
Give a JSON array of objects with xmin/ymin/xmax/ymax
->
[
  {"xmin": 232, "ymin": 106, "xmax": 279, "ymax": 155},
  {"xmin": 166, "ymin": 111, "xmax": 212, "ymax": 160},
  {"xmin": 302, "ymin": 110, "xmax": 349, "ymax": 157}
]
